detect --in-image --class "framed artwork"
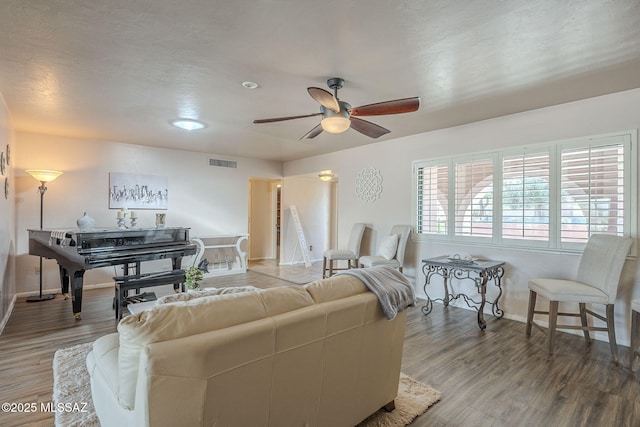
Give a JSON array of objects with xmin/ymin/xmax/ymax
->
[
  {"xmin": 5, "ymin": 144, "xmax": 9, "ymax": 166},
  {"xmin": 0, "ymin": 151, "xmax": 4, "ymax": 176},
  {"xmin": 4, "ymin": 177, "xmax": 7, "ymax": 199},
  {"xmin": 109, "ymin": 172, "xmax": 168, "ymax": 209}
]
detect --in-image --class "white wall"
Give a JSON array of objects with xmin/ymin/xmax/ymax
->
[
  {"xmin": 0, "ymin": 93, "xmax": 15, "ymax": 332},
  {"xmin": 284, "ymin": 88, "xmax": 640, "ymax": 346},
  {"xmin": 14, "ymin": 132, "xmax": 282, "ymax": 293}
]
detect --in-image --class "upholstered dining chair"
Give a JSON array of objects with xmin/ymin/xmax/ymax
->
[
  {"xmin": 359, "ymin": 225, "xmax": 411, "ymax": 273},
  {"xmin": 322, "ymin": 223, "xmax": 366, "ymax": 278},
  {"xmin": 526, "ymin": 234, "xmax": 632, "ymax": 362}
]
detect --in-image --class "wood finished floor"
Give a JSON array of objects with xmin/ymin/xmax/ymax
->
[{"xmin": 1, "ymin": 260, "xmax": 639, "ymax": 426}]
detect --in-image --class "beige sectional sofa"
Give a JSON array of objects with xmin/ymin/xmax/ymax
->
[{"xmin": 86, "ymin": 270, "xmax": 412, "ymax": 427}]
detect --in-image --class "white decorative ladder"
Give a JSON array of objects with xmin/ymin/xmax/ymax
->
[{"xmin": 289, "ymin": 205, "xmax": 312, "ymax": 267}]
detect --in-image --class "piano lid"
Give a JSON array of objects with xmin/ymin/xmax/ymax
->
[{"xmin": 29, "ymin": 227, "xmax": 193, "ymax": 254}]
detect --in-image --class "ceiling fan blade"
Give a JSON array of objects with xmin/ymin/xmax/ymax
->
[
  {"xmin": 253, "ymin": 113, "xmax": 322, "ymax": 124},
  {"xmin": 300, "ymin": 124, "xmax": 323, "ymax": 140},
  {"xmin": 349, "ymin": 117, "xmax": 390, "ymax": 139},
  {"xmin": 349, "ymin": 97, "xmax": 420, "ymax": 117},
  {"xmin": 307, "ymin": 87, "xmax": 340, "ymax": 113}
]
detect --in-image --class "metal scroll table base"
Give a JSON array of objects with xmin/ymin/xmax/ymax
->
[{"xmin": 421, "ymin": 257, "xmax": 505, "ymax": 330}]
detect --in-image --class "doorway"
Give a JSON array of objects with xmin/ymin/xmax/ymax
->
[{"xmin": 248, "ymin": 178, "xmax": 282, "ymax": 262}]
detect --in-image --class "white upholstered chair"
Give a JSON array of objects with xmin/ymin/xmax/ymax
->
[
  {"xmin": 322, "ymin": 223, "xmax": 366, "ymax": 278},
  {"xmin": 526, "ymin": 234, "xmax": 632, "ymax": 362},
  {"xmin": 359, "ymin": 225, "xmax": 411, "ymax": 273}
]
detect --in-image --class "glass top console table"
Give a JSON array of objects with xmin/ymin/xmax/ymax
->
[{"xmin": 421, "ymin": 256, "xmax": 506, "ymax": 330}]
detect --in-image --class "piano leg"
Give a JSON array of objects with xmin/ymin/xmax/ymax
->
[
  {"xmin": 172, "ymin": 256, "xmax": 185, "ymax": 292},
  {"xmin": 59, "ymin": 266, "xmax": 70, "ymax": 300},
  {"xmin": 70, "ymin": 270, "xmax": 85, "ymax": 320}
]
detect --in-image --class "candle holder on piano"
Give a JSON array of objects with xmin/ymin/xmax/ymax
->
[{"xmin": 117, "ymin": 208, "xmax": 128, "ymax": 229}]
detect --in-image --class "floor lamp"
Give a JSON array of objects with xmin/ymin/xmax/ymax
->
[{"xmin": 26, "ymin": 169, "xmax": 63, "ymax": 302}]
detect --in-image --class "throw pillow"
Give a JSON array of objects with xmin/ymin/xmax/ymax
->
[{"xmin": 377, "ymin": 234, "xmax": 399, "ymax": 260}]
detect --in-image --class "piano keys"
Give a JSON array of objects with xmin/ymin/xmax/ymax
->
[{"xmin": 28, "ymin": 227, "xmax": 197, "ymax": 319}]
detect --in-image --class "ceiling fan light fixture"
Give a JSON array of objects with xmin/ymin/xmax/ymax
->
[
  {"xmin": 321, "ymin": 116, "xmax": 351, "ymax": 133},
  {"xmin": 171, "ymin": 118, "xmax": 207, "ymax": 131},
  {"xmin": 320, "ymin": 100, "xmax": 351, "ymax": 134}
]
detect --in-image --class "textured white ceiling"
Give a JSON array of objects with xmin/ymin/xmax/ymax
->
[{"xmin": 1, "ymin": 0, "xmax": 639, "ymax": 161}]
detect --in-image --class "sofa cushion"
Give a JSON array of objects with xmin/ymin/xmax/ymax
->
[
  {"xmin": 304, "ymin": 274, "xmax": 367, "ymax": 303},
  {"xmin": 156, "ymin": 286, "xmax": 261, "ymax": 304},
  {"xmin": 259, "ymin": 286, "xmax": 315, "ymax": 316},
  {"xmin": 116, "ymin": 285, "xmax": 315, "ymax": 410}
]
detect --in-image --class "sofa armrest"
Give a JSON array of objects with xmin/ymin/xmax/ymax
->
[{"xmin": 86, "ymin": 333, "xmax": 120, "ymax": 399}]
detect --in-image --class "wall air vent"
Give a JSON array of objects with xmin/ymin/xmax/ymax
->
[{"xmin": 209, "ymin": 159, "xmax": 237, "ymax": 168}]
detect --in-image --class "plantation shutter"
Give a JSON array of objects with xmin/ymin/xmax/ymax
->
[
  {"xmin": 502, "ymin": 151, "xmax": 550, "ymax": 241},
  {"xmin": 560, "ymin": 143, "xmax": 625, "ymax": 244},
  {"xmin": 454, "ymin": 158, "xmax": 493, "ymax": 237},
  {"xmin": 416, "ymin": 163, "xmax": 448, "ymax": 235}
]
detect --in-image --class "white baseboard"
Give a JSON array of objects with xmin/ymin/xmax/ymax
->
[
  {"xmin": 419, "ymin": 298, "xmax": 627, "ymax": 346},
  {"xmin": 278, "ymin": 259, "xmax": 322, "ymax": 266},
  {"xmin": 15, "ymin": 282, "xmax": 114, "ymax": 299},
  {"xmin": 0, "ymin": 294, "xmax": 17, "ymax": 336}
]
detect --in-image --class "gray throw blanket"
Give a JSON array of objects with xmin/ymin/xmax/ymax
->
[{"xmin": 336, "ymin": 266, "xmax": 416, "ymax": 320}]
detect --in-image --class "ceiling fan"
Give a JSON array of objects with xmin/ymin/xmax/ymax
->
[{"xmin": 253, "ymin": 78, "xmax": 420, "ymax": 140}]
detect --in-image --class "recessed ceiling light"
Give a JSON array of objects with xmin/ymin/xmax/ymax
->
[
  {"xmin": 242, "ymin": 81, "xmax": 259, "ymax": 89},
  {"xmin": 171, "ymin": 118, "xmax": 207, "ymax": 131}
]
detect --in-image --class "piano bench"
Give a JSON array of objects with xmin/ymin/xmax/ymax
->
[{"xmin": 114, "ymin": 270, "xmax": 186, "ymax": 320}]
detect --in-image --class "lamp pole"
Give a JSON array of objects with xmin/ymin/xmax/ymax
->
[
  {"xmin": 26, "ymin": 170, "xmax": 62, "ymax": 302},
  {"xmin": 38, "ymin": 181, "xmax": 45, "ymax": 229}
]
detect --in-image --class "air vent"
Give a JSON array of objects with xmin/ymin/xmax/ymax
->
[{"xmin": 209, "ymin": 159, "xmax": 237, "ymax": 168}]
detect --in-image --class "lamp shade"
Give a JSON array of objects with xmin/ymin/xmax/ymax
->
[{"xmin": 26, "ymin": 170, "xmax": 63, "ymax": 183}]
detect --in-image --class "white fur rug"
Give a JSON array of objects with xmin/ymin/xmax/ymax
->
[
  {"xmin": 53, "ymin": 342, "xmax": 440, "ymax": 427},
  {"xmin": 52, "ymin": 342, "xmax": 100, "ymax": 427}
]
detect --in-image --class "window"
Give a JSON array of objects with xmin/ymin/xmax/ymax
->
[{"xmin": 413, "ymin": 131, "xmax": 636, "ymax": 253}]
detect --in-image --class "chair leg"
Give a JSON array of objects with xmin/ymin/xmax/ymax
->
[
  {"xmin": 548, "ymin": 301, "xmax": 559, "ymax": 355},
  {"xmin": 322, "ymin": 257, "xmax": 328, "ymax": 279},
  {"xmin": 526, "ymin": 290, "xmax": 537, "ymax": 336},
  {"xmin": 579, "ymin": 303, "xmax": 591, "ymax": 343},
  {"xmin": 631, "ymin": 310, "xmax": 640, "ymax": 372},
  {"xmin": 605, "ymin": 304, "xmax": 618, "ymax": 363},
  {"xmin": 328, "ymin": 260, "xmax": 334, "ymax": 277}
]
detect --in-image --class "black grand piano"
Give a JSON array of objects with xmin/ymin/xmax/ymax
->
[{"xmin": 28, "ymin": 227, "xmax": 197, "ymax": 319}]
